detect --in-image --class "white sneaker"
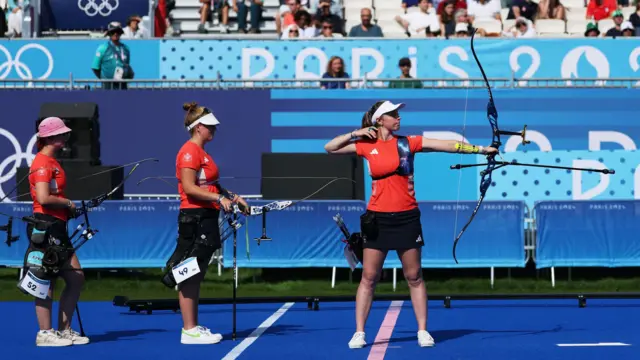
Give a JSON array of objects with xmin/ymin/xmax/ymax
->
[
  {"xmin": 348, "ymin": 331, "xmax": 366, "ymax": 349},
  {"xmin": 36, "ymin": 329, "xmax": 73, "ymax": 347},
  {"xmin": 180, "ymin": 325, "xmax": 223, "ymax": 345},
  {"xmin": 59, "ymin": 329, "xmax": 90, "ymax": 345},
  {"xmin": 417, "ymin": 330, "xmax": 435, "ymax": 347}
]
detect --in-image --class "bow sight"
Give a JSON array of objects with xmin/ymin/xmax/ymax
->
[{"xmin": 1, "ymin": 217, "xmax": 19, "ymax": 247}]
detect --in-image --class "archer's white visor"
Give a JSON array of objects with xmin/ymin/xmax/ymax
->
[
  {"xmin": 371, "ymin": 101, "xmax": 405, "ymax": 125},
  {"xmin": 187, "ymin": 112, "xmax": 220, "ymax": 131}
]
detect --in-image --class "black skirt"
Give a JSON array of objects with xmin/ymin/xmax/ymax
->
[{"xmin": 362, "ymin": 207, "xmax": 424, "ymax": 250}]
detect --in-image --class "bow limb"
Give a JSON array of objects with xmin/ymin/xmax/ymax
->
[{"xmin": 452, "ymin": 28, "xmax": 500, "ymax": 264}]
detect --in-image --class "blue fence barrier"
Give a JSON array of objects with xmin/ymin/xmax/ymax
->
[
  {"xmin": 0, "ymin": 199, "xmax": 525, "ymax": 269},
  {"xmin": 1, "ymin": 38, "xmax": 640, "ymax": 81},
  {"xmin": 534, "ymin": 200, "xmax": 640, "ymax": 268}
]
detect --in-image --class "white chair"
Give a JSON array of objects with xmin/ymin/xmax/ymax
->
[
  {"xmin": 376, "ymin": 18, "xmax": 407, "ymax": 36},
  {"xmin": 562, "ymin": 0, "xmax": 586, "ymax": 9},
  {"xmin": 473, "ymin": 19, "xmax": 503, "ymax": 33},
  {"xmin": 565, "ymin": 7, "xmax": 587, "ymax": 20},
  {"xmin": 377, "ymin": 9, "xmax": 405, "ymax": 22},
  {"xmin": 566, "ymin": 19, "xmax": 587, "ymax": 34},
  {"xmin": 502, "ymin": 19, "xmax": 516, "ymax": 30},
  {"xmin": 622, "ymin": 6, "xmax": 635, "ymax": 20},
  {"xmin": 597, "ymin": 18, "xmax": 614, "ymax": 32},
  {"xmin": 344, "ymin": 0, "xmax": 374, "ymax": 9},
  {"xmin": 373, "ymin": 0, "xmax": 402, "ymax": 11},
  {"xmin": 500, "ymin": 8, "xmax": 510, "ymax": 20},
  {"xmin": 534, "ymin": 19, "xmax": 566, "ymax": 34},
  {"xmin": 345, "ymin": 8, "xmax": 363, "ymax": 22}
]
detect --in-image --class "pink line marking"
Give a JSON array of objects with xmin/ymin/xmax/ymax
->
[{"xmin": 367, "ymin": 300, "xmax": 404, "ymax": 360}]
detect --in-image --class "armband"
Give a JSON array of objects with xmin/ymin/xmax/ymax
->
[{"xmin": 454, "ymin": 143, "xmax": 481, "ymax": 154}]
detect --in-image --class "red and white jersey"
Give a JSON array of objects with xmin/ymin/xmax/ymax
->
[
  {"xmin": 176, "ymin": 140, "xmax": 221, "ymax": 210},
  {"xmin": 29, "ymin": 152, "xmax": 68, "ymax": 221}
]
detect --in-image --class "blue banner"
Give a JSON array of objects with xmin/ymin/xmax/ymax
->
[
  {"xmin": 159, "ymin": 39, "xmax": 640, "ymax": 82},
  {"xmin": 0, "ymin": 39, "xmax": 639, "ymax": 82},
  {"xmin": 534, "ymin": 200, "xmax": 640, "ymax": 268},
  {"xmin": 0, "ymin": 200, "xmax": 525, "ymax": 269},
  {"xmin": 0, "ymin": 39, "xmax": 159, "ymax": 81},
  {"xmin": 40, "ymin": 0, "xmax": 149, "ymax": 32}
]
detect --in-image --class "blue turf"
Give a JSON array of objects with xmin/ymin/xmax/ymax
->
[{"xmin": 3, "ymin": 298, "xmax": 639, "ymax": 359}]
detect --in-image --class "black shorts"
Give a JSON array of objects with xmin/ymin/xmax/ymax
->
[
  {"xmin": 178, "ymin": 208, "xmax": 222, "ymax": 252},
  {"xmin": 362, "ymin": 207, "xmax": 424, "ymax": 251}
]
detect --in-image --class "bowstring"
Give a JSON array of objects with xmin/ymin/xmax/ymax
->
[{"xmin": 452, "ymin": 44, "xmax": 472, "ymax": 258}]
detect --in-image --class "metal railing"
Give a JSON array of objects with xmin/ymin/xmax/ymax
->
[{"xmin": 0, "ymin": 77, "xmax": 639, "ymax": 90}]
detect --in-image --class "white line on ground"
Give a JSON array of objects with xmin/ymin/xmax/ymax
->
[
  {"xmin": 556, "ymin": 342, "xmax": 631, "ymax": 347},
  {"xmin": 367, "ymin": 300, "xmax": 404, "ymax": 360},
  {"xmin": 221, "ymin": 302, "xmax": 295, "ymax": 360}
]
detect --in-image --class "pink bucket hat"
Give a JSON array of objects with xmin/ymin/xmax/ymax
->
[{"xmin": 37, "ymin": 117, "xmax": 72, "ymax": 138}]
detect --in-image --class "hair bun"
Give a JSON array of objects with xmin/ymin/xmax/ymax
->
[{"xmin": 182, "ymin": 102, "xmax": 198, "ymax": 112}]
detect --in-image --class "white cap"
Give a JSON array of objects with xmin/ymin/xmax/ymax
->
[
  {"xmin": 455, "ymin": 23, "xmax": 469, "ymax": 33},
  {"xmin": 622, "ymin": 21, "xmax": 634, "ymax": 31},
  {"xmin": 371, "ymin": 101, "xmax": 405, "ymax": 125},
  {"xmin": 186, "ymin": 112, "xmax": 220, "ymax": 131}
]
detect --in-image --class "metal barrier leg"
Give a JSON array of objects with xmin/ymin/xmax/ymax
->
[
  {"xmin": 551, "ymin": 267, "xmax": 556, "ymax": 288},
  {"xmin": 393, "ymin": 268, "xmax": 397, "ymax": 292},
  {"xmin": 490, "ymin": 267, "xmax": 495, "ymax": 289},
  {"xmin": 331, "ymin": 267, "xmax": 336, "ymax": 289}
]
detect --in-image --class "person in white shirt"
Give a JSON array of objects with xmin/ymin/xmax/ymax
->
[
  {"xmin": 395, "ymin": 0, "xmax": 440, "ymax": 37},
  {"xmin": 122, "ymin": 15, "xmax": 149, "ymax": 39},
  {"xmin": 467, "ymin": 0, "xmax": 502, "ymax": 22},
  {"xmin": 502, "ymin": 16, "xmax": 536, "ymax": 37}
]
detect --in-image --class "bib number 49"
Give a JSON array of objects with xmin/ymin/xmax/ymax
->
[{"xmin": 171, "ymin": 257, "xmax": 201, "ymax": 284}]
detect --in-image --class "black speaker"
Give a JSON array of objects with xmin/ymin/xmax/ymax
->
[
  {"xmin": 260, "ymin": 153, "xmax": 364, "ymax": 200},
  {"xmin": 16, "ymin": 164, "xmax": 124, "ymax": 201},
  {"xmin": 37, "ymin": 103, "xmax": 101, "ymax": 165}
]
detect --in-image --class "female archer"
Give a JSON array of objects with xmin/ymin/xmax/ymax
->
[
  {"xmin": 162, "ymin": 102, "xmax": 250, "ymax": 345},
  {"xmin": 26, "ymin": 117, "xmax": 89, "ymax": 346},
  {"xmin": 324, "ymin": 100, "xmax": 497, "ymax": 349}
]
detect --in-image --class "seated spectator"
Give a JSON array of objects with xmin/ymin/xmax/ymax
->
[
  {"xmin": 439, "ymin": 1, "xmax": 458, "ymax": 38},
  {"xmin": 507, "ymin": 0, "xmax": 538, "ymax": 21},
  {"xmin": 394, "ymin": 0, "xmax": 440, "ymax": 37},
  {"xmin": 502, "ymin": 16, "xmax": 536, "ymax": 37},
  {"xmin": 123, "ymin": 15, "xmax": 150, "ymax": 39},
  {"xmin": 455, "ymin": 8, "xmax": 473, "ymax": 30},
  {"xmin": 321, "ymin": 56, "xmax": 350, "ymax": 90},
  {"xmin": 197, "ymin": 0, "xmax": 230, "ymax": 34},
  {"xmin": 586, "ymin": 0, "xmax": 617, "ymax": 21},
  {"xmin": 234, "ymin": 0, "xmax": 263, "ymax": 33},
  {"xmin": 535, "ymin": 0, "xmax": 565, "ymax": 20},
  {"xmin": 281, "ymin": 23, "xmax": 300, "ymax": 38},
  {"xmin": 437, "ymin": 0, "xmax": 467, "ymax": 16},
  {"xmin": 276, "ymin": 0, "xmax": 303, "ymax": 36},
  {"xmin": 6, "ymin": 0, "xmax": 26, "ymax": 38},
  {"xmin": 604, "ymin": 10, "xmax": 625, "ymax": 37},
  {"xmin": 584, "ymin": 22, "xmax": 600, "ymax": 36},
  {"xmin": 454, "ymin": 22, "xmax": 471, "ymax": 36},
  {"xmin": 0, "ymin": 1, "xmax": 6, "ymax": 38},
  {"xmin": 389, "ymin": 58, "xmax": 423, "ymax": 89},
  {"xmin": 630, "ymin": 4, "xmax": 640, "ymax": 31},
  {"xmin": 468, "ymin": 0, "xmax": 502, "ymax": 22},
  {"xmin": 308, "ymin": 0, "xmax": 341, "ymax": 16},
  {"xmin": 316, "ymin": 19, "xmax": 340, "ymax": 37},
  {"xmin": 314, "ymin": 0, "xmax": 344, "ymax": 35},
  {"xmin": 294, "ymin": 10, "xmax": 317, "ymax": 37},
  {"xmin": 348, "ymin": 8, "xmax": 384, "ymax": 37},
  {"xmin": 403, "ymin": 0, "xmax": 421, "ymax": 9},
  {"xmin": 621, "ymin": 21, "xmax": 635, "ymax": 36}
]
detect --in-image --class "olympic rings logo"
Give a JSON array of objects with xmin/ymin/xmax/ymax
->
[
  {"xmin": 0, "ymin": 44, "xmax": 54, "ymax": 80},
  {"xmin": 0, "ymin": 128, "xmax": 38, "ymax": 203},
  {"xmin": 78, "ymin": 0, "xmax": 119, "ymax": 17}
]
